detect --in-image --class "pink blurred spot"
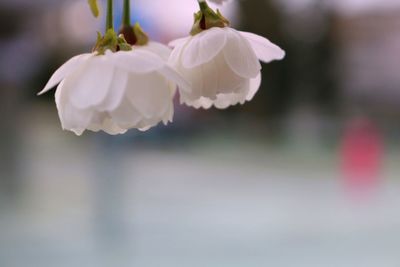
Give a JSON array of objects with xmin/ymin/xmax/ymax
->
[{"xmin": 340, "ymin": 118, "xmax": 383, "ymax": 196}]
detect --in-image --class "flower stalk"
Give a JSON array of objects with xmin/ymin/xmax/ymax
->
[
  {"xmin": 106, "ymin": 0, "xmax": 114, "ymax": 31},
  {"xmin": 118, "ymin": 0, "xmax": 149, "ymax": 46},
  {"xmin": 123, "ymin": 0, "xmax": 131, "ymax": 26},
  {"xmin": 93, "ymin": 0, "xmax": 132, "ymax": 54},
  {"xmin": 198, "ymin": 0, "xmax": 209, "ymax": 11}
]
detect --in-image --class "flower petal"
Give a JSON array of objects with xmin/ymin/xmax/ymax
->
[
  {"xmin": 137, "ymin": 41, "xmax": 172, "ymax": 61},
  {"xmin": 68, "ymin": 54, "xmax": 115, "ymax": 110},
  {"xmin": 110, "ymin": 98, "xmax": 142, "ymax": 128},
  {"xmin": 213, "ymin": 80, "xmax": 251, "ymax": 109},
  {"xmin": 223, "ymin": 28, "xmax": 261, "ymax": 78},
  {"xmin": 169, "ymin": 37, "xmax": 190, "ymax": 48},
  {"xmin": 88, "ymin": 114, "xmax": 127, "ymax": 135},
  {"xmin": 183, "ymin": 97, "xmax": 214, "ymax": 110},
  {"xmin": 181, "ymin": 74, "xmax": 259, "ymax": 110},
  {"xmin": 246, "ymin": 73, "xmax": 262, "ymax": 101},
  {"xmin": 39, "ymin": 53, "xmax": 92, "ymax": 95},
  {"xmin": 163, "ymin": 103, "xmax": 174, "ymax": 124},
  {"xmin": 177, "ymin": 64, "xmax": 205, "ymax": 101},
  {"xmin": 182, "ymin": 27, "xmax": 227, "ymax": 69},
  {"xmin": 169, "ymin": 37, "xmax": 188, "ymax": 67},
  {"xmin": 157, "ymin": 65, "xmax": 191, "ymax": 94},
  {"xmin": 177, "ymin": 52, "xmax": 247, "ymax": 102},
  {"xmin": 55, "ymin": 79, "xmax": 93, "ymax": 136},
  {"xmin": 239, "ymin": 31, "xmax": 285, "ymax": 63},
  {"xmin": 114, "ymin": 50, "xmax": 164, "ymax": 74},
  {"xmin": 127, "ymin": 72, "xmax": 171, "ymax": 118},
  {"xmin": 210, "ymin": 53, "xmax": 247, "ymax": 95},
  {"xmin": 99, "ymin": 70, "xmax": 128, "ymax": 111}
]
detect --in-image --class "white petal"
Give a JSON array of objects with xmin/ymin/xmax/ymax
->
[
  {"xmin": 138, "ymin": 123, "xmax": 153, "ymax": 132},
  {"xmin": 183, "ymin": 97, "xmax": 214, "ymax": 110},
  {"xmin": 168, "ymin": 36, "xmax": 191, "ymax": 48},
  {"xmin": 101, "ymin": 120, "xmax": 127, "ymax": 135},
  {"xmin": 246, "ymin": 73, "xmax": 262, "ymax": 101},
  {"xmin": 137, "ymin": 41, "xmax": 172, "ymax": 61},
  {"xmin": 209, "ymin": 53, "xmax": 247, "ymax": 95},
  {"xmin": 137, "ymin": 117, "xmax": 163, "ymax": 131},
  {"xmin": 55, "ymin": 79, "xmax": 93, "ymax": 136},
  {"xmin": 223, "ymin": 28, "xmax": 261, "ymax": 78},
  {"xmin": 98, "ymin": 70, "xmax": 128, "ymax": 111},
  {"xmin": 181, "ymin": 75, "xmax": 258, "ymax": 110},
  {"xmin": 199, "ymin": 59, "xmax": 219, "ymax": 99},
  {"xmin": 182, "ymin": 27, "xmax": 227, "ymax": 68},
  {"xmin": 39, "ymin": 53, "xmax": 92, "ymax": 95},
  {"xmin": 176, "ymin": 53, "xmax": 247, "ymax": 101},
  {"xmin": 88, "ymin": 114, "xmax": 127, "ymax": 135},
  {"xmin": 169, "ymin": 37, "xmax": 188, "ymax": 67},
  {"xmin": 163, "ymin": 102, "xmax": 174, "ymax": 124},
  {"xmin": 113, "ymin": 50, "xmax": 164, "ymax": 74},
  {"xmin": 157, "ymin": 65, "xmax": 191, "ymax": 94},
  {"xmin": 69, "ymin": 55, "xmax": 115, "ymax": 109},
  {"xmin": 213, "ymin": 80, "xmax": 251, "ymax": 109},
  {"xmin": 213, "ymin": 94, "xmax": 243, "ymax": 109},
  {"xmin": 177, "ymin": 64, "xmax": 205, "ymax": 101},
  {"xmin": 127, "ymin": 72, "xmax": 172, "ymax": 118},
  {"xmin": 110, "ymin": 98, "xmax": 142, "ymax": 128},
  {"xmin": 239, "ymin": 31, "xmax": 285, "ymax": 63}
]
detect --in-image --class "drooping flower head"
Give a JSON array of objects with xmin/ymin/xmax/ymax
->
[
  {"xmin": 169, "ymin": 0, "xmax": 285, "ymax": 109},
  {"xmin": 39, "ymin": 0, "xmax": 188, "ymax": 135}
]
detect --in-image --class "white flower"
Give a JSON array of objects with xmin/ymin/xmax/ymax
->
[
  {"xmin": 169, "ymin": 27, "xmax": 285, "ymax": 109},
  {"xmin": 39, "ymin": 42, "xmax": 189, "ymax": 135}
]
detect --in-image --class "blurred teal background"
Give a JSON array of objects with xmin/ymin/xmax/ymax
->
[{"xmin": 1, "ymin": 0, "xmax": 400, "ymax": 266}]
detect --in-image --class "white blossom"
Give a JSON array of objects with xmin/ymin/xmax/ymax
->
[
  {"xmin": 39, "ymin": 43, "xmax": 189, "ymax": 135},
  {"xmin": 169, "ymin": 27, "xmax": 285, "ymax": 109}
]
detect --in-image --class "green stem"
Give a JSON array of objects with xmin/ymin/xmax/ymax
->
[
  {"xmin": 198, "ymin": 0, "xmax": 208, "ymax": 10},
  {"xmin": 106, "ymin": 0, "xmax": 114, "ymax": 31},
  {"xmin": 123, "ymin": 0, "xmax": 131, "ymax": 26}
]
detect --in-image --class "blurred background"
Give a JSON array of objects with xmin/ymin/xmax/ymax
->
[{"xmin": 1, "ymin": 0, "xmax": 400, "ymax": 266}]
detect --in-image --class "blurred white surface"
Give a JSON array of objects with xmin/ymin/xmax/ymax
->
[{"xmin": 1, "ymin": 108, "xmax": 399, "ymax": 267}]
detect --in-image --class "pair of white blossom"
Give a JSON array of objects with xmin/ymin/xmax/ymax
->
[{"xmin": 40, "ymin": 1, "xmax": 285, "ymax": 135}]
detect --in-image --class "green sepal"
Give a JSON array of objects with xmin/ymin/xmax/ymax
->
[
  {"xmin": 88, "ymin": 0, "xmax": 100, "ymax": 18},
  {"xmin": 118, "ymin": 22, "xmax": 149, "ymax": 46},
  {"xmin": 133, "ymin": 23, "xmax": 149, "ymax": 46},
  {"xmin": 117, "ymin": 35, "xmax": 133, "ymax": 51},
  {"xmin": 190, "ymin": 2, "xmax": 230, "ymax": 36},
  {"xmin": 93, "ymin": 29, "xmax": 132, "ymax": 55}
]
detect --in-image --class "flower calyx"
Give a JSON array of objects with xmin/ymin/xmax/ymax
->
[
  {"xmin": 93, "ymin": 29, "xmax": 132, "ymax": 55},
  {"xmin": 190, "ymin": 1, "xmax": 230, "ymax": 36},
  {"xmin": 118, "ymin": 22, "xmax": 149, "ymax": 46}
]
